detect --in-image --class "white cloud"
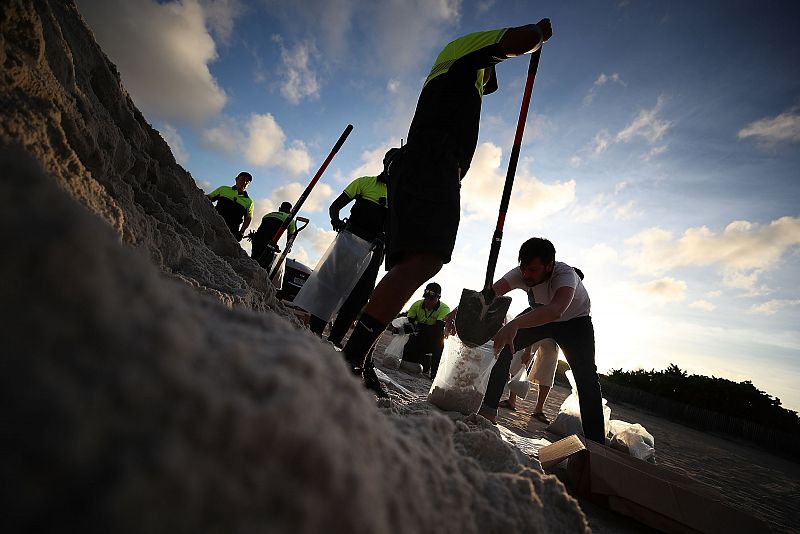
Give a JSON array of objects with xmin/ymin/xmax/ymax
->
[
  {"xmin": 77, "ymin": 0, "xmax": 231, "ymax": 123},
  {"xmin": 273, "ymin": 36, "xmax": 321, "ymax": 104},
  {"xmin": 204, "ymin": 113, "xmax": 312, "ymax": 176},
  {"xmin": 584, "ymin": 72, "xmax": 625, "ymax": 105},
  {"xmin": 573, "ymin": 192, "xmax": 640, "ymax": 223},
  {"xmin": 387, "ymin": 79, "xmax": 400, "ymax": 93},
  {"xmin": 689, "ymin": 299, "xmax": 716, "ymax": 312},
  {"xmin": 749, "ymin": 299, "xmax": 800, "ymax": 315},
  {"xmin": 706, "ymin": 290, "xmax": 722, "ymax": 298},
  {"xmin": 738, "ymin": 106, "xmax": 800, "ymax": 146},
  {"xmin": 461, "ymin": 143, "xmax": 575, "ymax": 223},
  {"xmin": 638, "ymin": 277, "xmax": 687, "ymax": 304},
  {"xmin": 292, "ymin": 224, "xmax": 337, "ymax": 266},
  {"xmin": 580, "ymin": 243, "xmax": 619, "ymax": 269},
  {"xmin": 262, "ymin": 0, "xmax": 461, "ymax": 77},
  {"xmin": 347, "ymin": 143, "xmax": 399, "ymax": 181},
  {"xmin": 626, "ymin": 216, "xmax": 800, "ymax": 291},
  {"xmin": 591, "ymin": 129, "xmax": 611, "ymax": 154},
  {"xmin": 616, "ymin": 95, "xmax": 673, "ymax": 145},
  {"xmin": 524, "ymin": 114, "xmax": 554, "ymax": 143},
  {"xmin": 195, "ymin": 178, "xmax": 212, "ymax": 192},
  {"xmin": 199, "ymin": 0, "xmax": 242, "ymax": 42},
  {"xmin": 159, "ymin": 123, "xmax": 188, "ymax": 164}
]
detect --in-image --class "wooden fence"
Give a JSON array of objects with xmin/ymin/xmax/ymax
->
[{"xmin": 599, "ymin": 380, "xmax": 800, "ymax": 458}]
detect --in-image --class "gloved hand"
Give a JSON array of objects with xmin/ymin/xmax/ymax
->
[
  {"xmin": 536, "ymin": 18, "xmax": 552, "ymax": 42},
  {"xmin": 402, "ymin": 322, "xmax": 418, "ymax": 335},
  {"xmin": 235, "ymin": 230, "xmax": 244, "ymax": 242},
  {"xmin": 331, "ymin": 218, "xmax": 345, "ymax": 232}
]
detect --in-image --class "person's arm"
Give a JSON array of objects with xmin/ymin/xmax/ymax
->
[
  {"xmin": 498, "ymin": 19, "xmax": 552, "ymax": 58},
  {"xmin": 239, "ymin": 215, "xmax": 252, "ymax": 235},
  {"xmin": 207, "ymin": 186, "xmax": 222, "ymax": 202},
  {"xmin": 493, "ymin": 286, "xmax": 575, "ymax": 355},
  {"xmin": 329, "ymin": 192, "xmax": 351, "ymax": 232}
]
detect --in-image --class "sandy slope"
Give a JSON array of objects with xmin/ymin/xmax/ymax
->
[{"xmin": 1, "ymin": 2, "xmax": 589, "ymax": 532}]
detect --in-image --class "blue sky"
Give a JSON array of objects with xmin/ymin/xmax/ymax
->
[{"xmin": 77, "ymin": 0, "xmax": 800, "ymax": 409}]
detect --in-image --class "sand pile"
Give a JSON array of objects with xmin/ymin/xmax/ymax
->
[{"xmin": 0, "ymin": 2, "xmax": 588, "ymax": 532}]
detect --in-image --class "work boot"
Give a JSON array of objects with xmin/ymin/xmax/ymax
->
[{"xmin": 362, "ymin": 361, "xmax": 389, "ymax": 398}]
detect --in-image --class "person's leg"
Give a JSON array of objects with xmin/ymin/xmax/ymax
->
[
  {"xmin": 479, "ymin": 324, "xmax": 555, "ymax": 422},
  {"xmin": 361, "ymin": 348, "xmax": 388, "ymax": 398},
  {"xmin": 554, "ymin": 317, "xmax": 605, "ymax": 443},
  {"xmin": 309, "ymin": 314, "xmax": 327, "ymax": 335},
  {"xmin": 342, "ymin": 252, "xmax": 443, "ymax": 368},
  {"xmin": 328, "ymin": 247, "xmax": 383, "ymax": 347},
  {"xmin": 429, "ymin": 342, "xmax": 444, "ymax": 379},
  {"xmin": 528, "ymin": 338, "xmax": 558, "ymax": 415}
]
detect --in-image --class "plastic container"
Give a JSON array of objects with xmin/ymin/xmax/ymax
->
[
  {"xmin": 427, "ymin": 336, "xmax": 495, "ymax": 415},
  {"xmin": 293, "ymin": 230, "xmax": 373, "ymax": 321}
]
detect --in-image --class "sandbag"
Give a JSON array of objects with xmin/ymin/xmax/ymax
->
[
  {"xmin": 380, "ymin": 317, "xmax": 410, "ymax": 370},
  {"xmin": 507, "ymin": 365, "xmax": 530, "ymax": 399},
  {"xmin": 427, "ymin": 336, "xmax": 495, "ymax": 415},
  {"xmin": 608, "ymin": 420, "xmax": 656, "ymax": 463},
  {"xmin": 547, "ymin": 370, "xmax": 611, "ymax": 438},
  {"xmin": 293, "ymin": 230, "xmax": 373, "ymax": 321}
]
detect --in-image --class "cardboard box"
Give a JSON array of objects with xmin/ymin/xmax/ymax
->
[{"xmin": 539, "ymin": 435, "xmax": 771, "ymax": 534}]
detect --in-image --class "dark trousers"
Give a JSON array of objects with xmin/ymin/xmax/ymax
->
[
  {"xmin": 402, "ymin": 324, "xmax": 444, "ymax": 377},
  {"xmin": 327, "ymin": 244, "xmax": 384, "ymax": 346},
  {"xmin": 482, "ymin": 316, "xmax": 605, "ymax": 443}
]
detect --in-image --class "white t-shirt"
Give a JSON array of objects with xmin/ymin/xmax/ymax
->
[{"xmin": 502, "ymin": 261, "xmax": 591, "ymax": 321}]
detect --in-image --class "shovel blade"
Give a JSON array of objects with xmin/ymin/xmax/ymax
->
[{"xmin": 455, "ymin": 288, "xmax": 512, "ymax": 347}]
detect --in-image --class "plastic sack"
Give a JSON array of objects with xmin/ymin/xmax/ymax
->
[
  {"xmin": 608, "ymin": 420, "xmax": 656, "ymax": 463},
  {"xmin": 380, "ymin": 317, "xmax": 410, "ymax": 370},
  {"xmin": 293, "ymin": 230, "xmax": 373, "ymax": 321},
  {"xmin": 507, "ymin": 366, "xmax": 530, "ymax": 399},
  {"xmin": 547, "ymin": 370, "xmax": 611, "ymax": 437},
  {"xmin": 427, "ymin": 336, "xmax": 495, "ymax": 415}
]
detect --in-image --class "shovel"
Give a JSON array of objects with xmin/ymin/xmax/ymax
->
[
  {"xmin": 455, "ymin": 49, "xmax": 542, "ymax": 347},
  {"xmin": 268, "ymin": 216, "xmax": 309, "ymax": 279},
  {"xmin": 256, "ymin": 124, "xmax": 353, "ymax": 268}
]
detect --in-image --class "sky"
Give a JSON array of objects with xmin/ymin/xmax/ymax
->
[{"xmin": 76, "ymin": 0, "xmax": 800, "ymax": 410}]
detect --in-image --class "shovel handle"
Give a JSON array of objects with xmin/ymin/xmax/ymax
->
[{"xmin": 484, "ymin": 49, "xmax": 541, "ymax": 291}]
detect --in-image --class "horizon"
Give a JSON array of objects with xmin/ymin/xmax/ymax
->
[{"xmin": 75, "ymin": 0, "xmax": 800, "ymax": 410}]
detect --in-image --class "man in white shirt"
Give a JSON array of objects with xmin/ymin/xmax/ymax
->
[{"xmin": 448, "ymin": 237, "xmax": 604, "ymax": 443}]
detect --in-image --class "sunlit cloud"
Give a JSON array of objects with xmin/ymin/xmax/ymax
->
[
  {"xmin": 203, "ymin": 113, "xmax": 312, "ymax": 176},
  {"xmin": 749, "ymin": 299, "xmax": 800, "ymax": 315},
  {"xmin": 461, "ymin": 143, "xmax": 575, "ymax": 223},
  {"xmin": 625, "ymin": 216, "xmax": 800, "ymax": 291},
  {"xmin": 77, "ymin": 0, "xmax": 231, "ymax": 123},
  {"xmin": 158, "ymin": 123, "xmax": 188, "ymax": 165},
  {"xmin": 638, "ymin": 277, "xmax": 687, "ymax": 304},
  {"xmin": 591, "ymin": 129, "xmax": 611, "ymax": 154},
  {"xmin": 572, "ymin": 191, "xmax": 641, "ymax": 223},
  {"xmin": 738, "ymin": 106, "xmax": 800, "ymax": 146},
  {"xmin": 689, "ymin": 299, "xmax": 716, "ymax": 312}
]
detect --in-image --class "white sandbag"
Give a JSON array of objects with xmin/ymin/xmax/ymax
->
[
  {"xmin": 293, "ymin": 230, "xmax": 373, "ymax": 321},
  {"xmin": 608, "ymin": 420, "xmax": 656, "ymax": 463},
  {"xmin": 507, "ymin": 366, "xmax": 531, "ymax": 399},
  {"xmin": 427, "ymin": 336, "xmax": 495, "ymax": 415},
  {"xmin": 380, "ymin": 317, "xmax": 410, "ymax": 370},
  {"xmin": 547, "ymin": 370, "xmax": 611, "ymax": 437}
]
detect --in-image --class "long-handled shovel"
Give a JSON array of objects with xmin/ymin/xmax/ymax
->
[
  {"xmin": 455, "ymin": 49, "xmax": 542, "ymax": 347},
  {"xmin": 268, "ymin": 216, "xmax": 309, "ymax": 279},
  {"xmin": 257, "ymin": 124, "xmax": 354, "ymax": 270}
]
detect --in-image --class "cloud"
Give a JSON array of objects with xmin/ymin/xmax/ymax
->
[
  {"xmin": 203, "ymin": 113, "xmax": 312, "ymax": 176},
  {"xmin": 591, "ymin": 129, "xmax": 611, "ymax": 154},
  {"xmin": 461, "ymin": 143, "xmax": 575, "ymax": 223},
  {"xmin": 292, "ymin": 224, "xmax": 337, "ymax": 266},
  {"xmin": 738, "ymin": 106, "xmax": 800, "ymax": 146},
  {"xmin": 273, "ymin": 36, "xmax": 321, "ymax": 104},
  {"xmin": 625, "ymin": 216, "xmax": 800, "ymax": 291},
  {"xmin": 749, "ymin": 299, "xmax": 800, "ymax": 315},
  {"xmin": 262, "ymin": 0, "xmax": 461, "ymax": 77},
  {"xmin": 387, "ymin": 79, "xmax": 400, "ymax": 94},
  {"xmin": 199, "ymin": 0, "xmax": 242, "ymax": 42},
  {"xmin": 616, "ymin": 96, "xmax": 673, "ymax": 144},
  {"xmin": 159, "ymin": 123, "xmax": 188, "ymax": 164},
  {"xmin": 524, "ymin": 114, "xmax": 554, "ymax": 143},
  {"xmin": 580, "ymin": 243, "xmax": 619, "ymax": 269},
  {"xmin": 689, "ymin": 299, "xmax": 716, "ymax": 312},
  {"xmin": 77, "ymin": 0, "xmax": 232, "ymax": 123},
  {"xmin": 584, "ymin": 72, "xmax": 625, "ymax": 105},
  {"xmin": 572, "ymin": 190, "xmax": 641, "ymax": 223},
  {"xmin": 638, "ymin": 277, "xmax": 687, "ymax": 304}
]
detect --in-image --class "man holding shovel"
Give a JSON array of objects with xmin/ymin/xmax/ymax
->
[
  {"xmin": 471, "ymin": 237, "xmax": 605, "ymax": 444},
  {"xmin": 342, "ymin": 20, "xmax": 553, "ymax": 379}
]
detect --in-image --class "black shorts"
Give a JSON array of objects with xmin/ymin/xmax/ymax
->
[{"xmin": 385, "ymin": 134, "xmax": 461, "ymax": 270}]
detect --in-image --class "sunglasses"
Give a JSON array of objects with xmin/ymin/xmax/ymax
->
[{"xmin": 423, "ymin": 290, "xmax": 439, "ymax": 298}]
